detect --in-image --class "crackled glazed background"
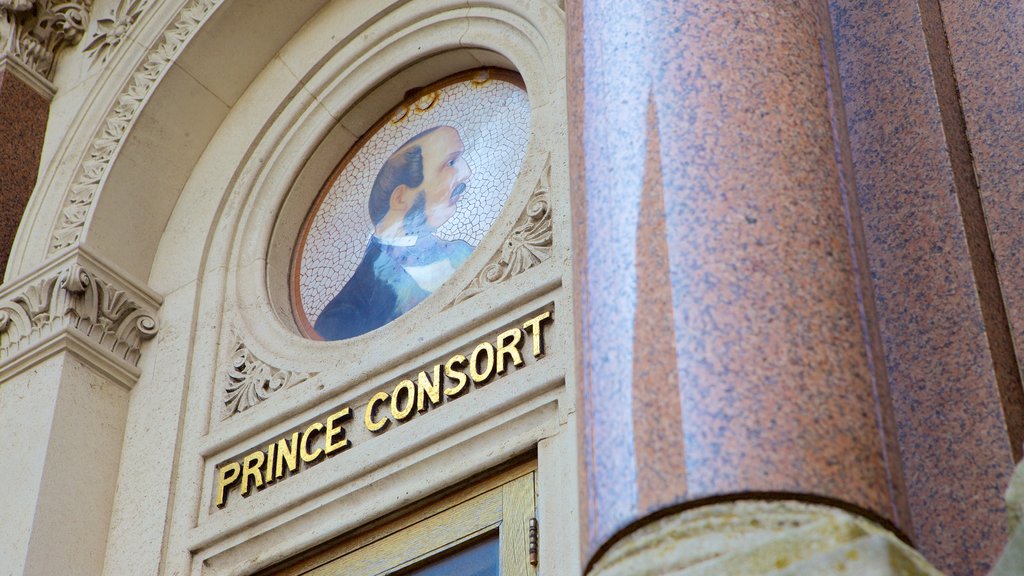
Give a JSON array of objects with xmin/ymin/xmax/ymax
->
[{"xmin": 293, "ymin": 70, "xmax": 531, "ymax": 338}]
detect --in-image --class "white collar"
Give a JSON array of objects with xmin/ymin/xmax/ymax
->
[{"xmin": 374, "ymin": 234, "xmax": 418, "ymax": 247}]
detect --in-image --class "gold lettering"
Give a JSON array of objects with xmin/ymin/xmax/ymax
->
[
  {"xmin": 417, "ymin": 364, "xmax": 442, "ymax": 412},
  {"xmin": 215, "ymin": 462, "xmax": 241, "ymax": 508},
  {"xmin": 264, "ymin": 443, "xmax": 276, "ymax": 485},
  {"xmin": 240, "ymin": 451, "xmax": 265, "ymax": 497},
  {"xmin": 275, "ymin": 432, "xmax": 300, "ymax": 479},
  {"xmin": 444, "ymin": 355, "xmax": 469, "ymax": 396},
  {"xmin": 522, "ymin": 310, "xmax": 552, "ymax": 358},
  {"xmin": 391, "ymin": 379, "xmax": 415, "ymax": 421},
  {"xmin": 470, "ymin": 341, "xmax": 495, "ymax": 384},
  {"xmin": 324, "ymin": 408, "xmax": 352, "ymax": 455},
  {"xmin": 300, "ymin": 422, "xmax": 324, "ymax": 463},
  {"xmin": 365, "ymin": 391, "xmax": 390, "ymax": 432},
  {"xmin": 495, "ymin": 327, "xmax": 524, "ymax": 375}
]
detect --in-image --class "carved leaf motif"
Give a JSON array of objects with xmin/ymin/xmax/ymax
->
[
  {"xmin": 1, "ymin": 0, "xmax": 93, "ymax": 79},
  {"xmin": 223, "ymin": 342, "xmax": 311, "ymax": 416},
  {"xmin": 455, "ymin": 161, "xmax": 553, "ymax": 305},
  {"xmin": 0, "ymin": 261, "xmax": 158, "ymax": 365},
  {"xmin": 84, "ymin": 0, "xmax": 146, "ymax": 63}
]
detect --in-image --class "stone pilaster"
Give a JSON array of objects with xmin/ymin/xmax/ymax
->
[{"xmin": 0, "ymin": 246, "xmax": 159, "ymax": 576}]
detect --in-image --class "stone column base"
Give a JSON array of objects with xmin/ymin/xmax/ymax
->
[{"xmin": 589, "ymin": 501, "xmax": 943, "ymax": 576}]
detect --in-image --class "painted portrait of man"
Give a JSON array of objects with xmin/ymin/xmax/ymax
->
[{"xmin": 313, "ymin": 125, "xmax": 474, "ymax": 340}]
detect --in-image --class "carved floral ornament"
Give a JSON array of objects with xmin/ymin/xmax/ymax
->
[
  {"xmin": 0, "ymin": 0, "xmax": 93, "ymax": 80},
  {"xmin": 455, "ymin": 159, "xmax": 552, "ymax": 305},
  {"xmin": 83, "ymin": 0, "xmax": 146, "ymax": 63},
  {"xmin": 0, "ymin": 260, "xmax": 159, "ymax": 367},
  {"xmin": 223, "ymin": 340, "xmax": 312, "ymax": 416}
]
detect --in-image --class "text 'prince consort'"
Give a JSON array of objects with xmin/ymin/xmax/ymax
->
[{"xmin": 214, "ymin": 309, "xmax": 552, "ymax": 508}]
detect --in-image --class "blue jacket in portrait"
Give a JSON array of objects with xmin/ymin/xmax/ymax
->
[{"xmin": 314, "ymin": 234, "xmax": 473, "ymax": 341}]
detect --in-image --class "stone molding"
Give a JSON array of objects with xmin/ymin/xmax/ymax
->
[
  {"xmin": 50, "ymin": 0, "xmax": 218, "ymax": 253},
  {"xmin": 0, "ymin": 52, "xmax": 53, "ymax": 97},
  {"xmin": 590, "ymin": 500, "xmax": 942, "ymax": 576},
  {"xmin": 223, "ymin": 339, "xmax": 312, "ymax": 417},
  {"xmin": 0, "ymin": 0, "xmax": 92, "ymax": 84},
  {"xmin": 0, "ymin": 246, "xmax": 160, "ymax": 380},
  {"xmin": 454, "ymin": 158, "xmax": 552, "ymax": 305}
]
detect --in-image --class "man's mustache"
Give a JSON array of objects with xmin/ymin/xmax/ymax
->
[{"xmin": 451, "ymin": 182, "xmax": 467, "ymax": 201}]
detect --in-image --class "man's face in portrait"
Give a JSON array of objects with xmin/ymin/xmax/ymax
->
[
  {"xmin": 368, "ymin": 125, "xmax": 473, "ymax": 239},
  {"xmin": 413, "ymin": 126, "xmax": 472, "ymax": 230}
]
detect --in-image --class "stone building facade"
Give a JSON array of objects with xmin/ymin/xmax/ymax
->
[{"xmin": 1, "ymin": 1, "xmax": 1023, "ymax": 575}]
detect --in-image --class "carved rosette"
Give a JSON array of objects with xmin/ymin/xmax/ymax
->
[
  {"xmin": 223, "ymin": 341, "xmax": 311, "ymax": 416},
  {"xmin": 0, "ymin": 0, "xmax": 93, "ymax": 80},
  {"xmin": 455, "ymin": 161, "xmax": 552, "ymax": 305},
  {"xmin": 0, "ymin": 261, "xmax": 158, "ymax": 366}
]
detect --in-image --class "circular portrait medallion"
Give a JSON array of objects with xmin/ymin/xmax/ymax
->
[{"xmin": 292, "ymin": 69, "xmax": 531, "ymax": 341}]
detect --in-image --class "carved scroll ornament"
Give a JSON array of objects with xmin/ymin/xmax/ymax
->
[
  {"xmin": 223, "ymin": 341, "xmax": 312, "ymax": 416},
  {"xmin": 0, "ymin": 0, "xmax": 93, "ymax": 80},
  {"xmin": 0, "ymin": 261, "xmax": 158, "ymax": 366}
]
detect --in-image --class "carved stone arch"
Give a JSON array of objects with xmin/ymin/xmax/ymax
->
[
  {"xmin": 9, "ymin": 0, "xmax": 570, "ymax": 574},
  {"xmin": 9, "ymin": 0, "xmax": 334, "ymax": 282}
]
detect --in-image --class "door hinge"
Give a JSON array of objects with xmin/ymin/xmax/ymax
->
[{"xmin": 529, "ymin": 517, "xmax": 538, "ymax": 566}]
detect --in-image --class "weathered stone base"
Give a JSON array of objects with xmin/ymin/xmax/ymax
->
[
  {"xmin": 992, "ymin": 460, "xmax": 1024, "ymax": 576},
  {"xmin": 590, "ymin": 501, "xmax": 944, "ymax": 576}
]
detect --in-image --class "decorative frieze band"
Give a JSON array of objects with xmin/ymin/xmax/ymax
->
[
  {"xmin": 454, "ymin": 160, "xmax": 552, "ymax": 305},
  {"xmin": 0, "ymin": 0, "xmax": 93, "ymax": 82},
  {"xmin": 0, "ymin": 248, "xmax": 160, "ymax": 371}
]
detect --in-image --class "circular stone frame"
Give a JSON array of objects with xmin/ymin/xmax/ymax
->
[{"xmin": 290, "ymin": 68, "xmax": 529, "ymax": 341}]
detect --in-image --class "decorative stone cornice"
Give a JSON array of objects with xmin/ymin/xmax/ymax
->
[
  {"xmin": 454, "ymin": 159, "xmax": 552, "ymax": 305},
  {"xmin": 223, "ymin": 339, "xmax": 312, "ymax": 417},
  {"xmin": 0, "ymin": 247, "xmax": 160, "ymax": 377},
  {"xmin": 0, "ymin": 0, "xmax": 93, "ymax": 83}
]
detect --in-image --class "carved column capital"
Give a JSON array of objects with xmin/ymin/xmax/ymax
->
[
  {"xmin": 0, "ymin": 246, "xmax": 161, "ymax": 383},
  {"xmin": 0, "ymin": 0, "xmax": 93, "ymax": 94}
]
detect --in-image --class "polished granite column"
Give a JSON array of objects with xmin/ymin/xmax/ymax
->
[
  {"xmin": 0, "ymin": 63, "xmax": 50, "ymax": 277},
  {"xmin": 566, "ymin": 0, "xmax": 913, "ymax": 572}
]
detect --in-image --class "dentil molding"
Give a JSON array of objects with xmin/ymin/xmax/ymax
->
[{"xmin": 0, "ymin": 247, "xmax": 161, "ymax": 378}]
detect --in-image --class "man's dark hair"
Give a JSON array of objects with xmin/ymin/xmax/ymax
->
[{"xmin": 367, "ymin": 126, "xmax": 445, "ymax": 225}]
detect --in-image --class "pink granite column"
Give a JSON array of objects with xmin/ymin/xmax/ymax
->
[
  {"xmin": 0, "ymin": 65, "xmax": 49, "ymax": 277},
  {"xmin": 567, "ymin": 0, "xmax": 900, "ymax": 568}
]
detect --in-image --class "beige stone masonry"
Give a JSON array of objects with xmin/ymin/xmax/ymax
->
[
  {"xmin": 590, "ymin": 501, "xmax": 944, "ymax": 576},
  {"xmin": 993, "ymin": 460, "xmax": 1024, "ymax": 575},
  {"xmin": 0, "ymin": 246, "xmax": 160, "ymax": 576}
]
